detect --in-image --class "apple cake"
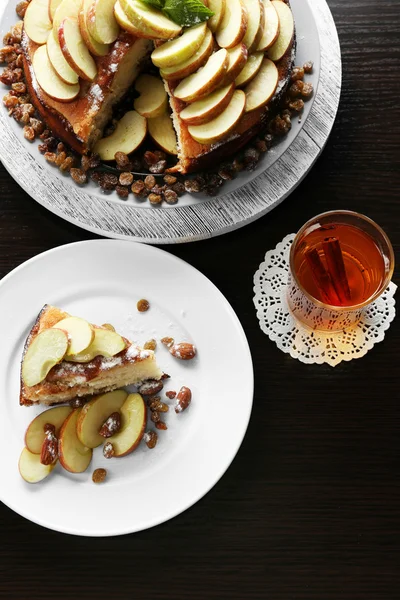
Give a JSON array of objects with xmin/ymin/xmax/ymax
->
[
  {"xmin": 20, "ymin": 304, "xmax": 162, "ymax": 406},
  {"xmin": 16, "ymin": 0, "xmax": 297, "ymax": 176}
]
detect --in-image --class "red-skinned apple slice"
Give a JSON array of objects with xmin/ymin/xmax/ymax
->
[
  {"xmin": 148, "ymin": 111, "xmax": 178, "ymax": 155},
  {"xmin": 244, "ymin": 57, "xmax": 278, "ymax": 112},
  {"xmin": 180, "ymin": 83, "xmax": 235, "ymax": 126},
  {"xmin": 53, "ymin": 0, "xmax": 81, "ymax": 37},
  {"xmin": 223, "ymin": 43, "xmax": 248, "ymax": 85},
  {"xmin": 46, "ymin": 31, "xmax": 79, "ymax": 85},
  {"xmin": 33, "ymin": 46, "xmax": 80, "ymax": 102},
  {"xmin": 19, "ymin": 447, "xmax": 55, "ymax": 483},
  {"xmin": 87, "ymin": 0, "xmax": 120, "ymax": 45},
  {"xmin": 76, "ymin": 390, "xmax": 128, "ymax": 448},
  {"xmin": 25, "ymin": 406, "xmax": 72, "ymax": 454},
  {"xmin": 188, "ymin": 89, "xmax": 246, "ymax": 145},
  {"xmin": 134, "ymin": 74, "xmax": 167, "ymax": 118},
  {"xmin": 257, "ymin": 0, "xmax": 280, "ymax": 51},
  {"xmin": 58, "ymin": 409, "xmax": 93, "ymax": 473},
  {"xmin": 119, "ymin": 0, "xmax": 181, "ymax": 40},
  {"xmin": 93, "ymin": 110, "xmax": 147, "ymax": 160},
  {"xmin": 267, "ymin": 1, "xmax": 294, "ymax": 61},
  {"xmin": 108, "ymin": 393, "xmax": 147, "ymax": 457},
  {"xmin": 235, "ymin": 51, "xmax": 263, "ymax": 87},
  {"xmin": 216, "ymin": 0, "xmax": 248, "ymax": 49},
  {"xmin": 151, "ymin": 23, "xmax": 207, "ymax": 69},
  {"xmin": 24, "ymin": 0, "xmax": 53, "ymax": 45},
  {"xmin": 208, "ymin": 0, "xmax": 226, "ymax": 33},
  {"xmin": 160, "ymin": 28, "xmax": 213, "ymax": 81},
  {"xmin": 242, "ymin": 0, "xmax": 262, "ymax": 50},
  {"xmin": 49, "ymin": 0, "xmax": 62, "ymax": 23},
  {"xmin": 79, "ymin": 0, "xmax": 110, "ymax": 57},
  {"xmin": 174, "ymin": 49, "xmax": 229, "ymax": 103},
  {"xmin": 59, "ymin": 17, "xmax": 97, "ymax": 81}
]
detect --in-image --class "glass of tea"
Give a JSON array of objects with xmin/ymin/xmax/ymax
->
[{"xmin": 287, "ymin": 211, "xmax": 395, "ymax": 331}]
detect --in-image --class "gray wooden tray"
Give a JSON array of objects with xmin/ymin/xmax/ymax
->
[{"xmin": 0, "ymin": 0, "xmax": 341, "ymax": 244}]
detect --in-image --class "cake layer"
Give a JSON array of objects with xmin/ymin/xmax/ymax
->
[{"xmin": 22, "ymin": 31, "xmax": 152, "ymax": 154}]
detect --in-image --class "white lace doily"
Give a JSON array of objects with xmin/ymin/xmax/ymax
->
[{"xmin": 253, "ymin": 234, "xmax": 397, "ymax": 366}]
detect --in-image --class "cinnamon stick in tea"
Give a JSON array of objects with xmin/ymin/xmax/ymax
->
[
  {"xmin": 322, "ymin": 237, "xmax": 351, "ymax": 304},
  {"xmin": 304, "ymin": 248, "xmax": 340, "ymax": 305}
]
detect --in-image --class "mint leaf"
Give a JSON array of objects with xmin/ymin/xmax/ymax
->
[
  {"xmin": 139, "ymin": 0, "xmax": 165, "ymax": 9},
  {"xmin": 163, "ymin": 0, "xmax": 214, "ymax": 27}
]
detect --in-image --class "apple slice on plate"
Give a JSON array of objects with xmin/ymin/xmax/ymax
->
[
  {"xmin": 267, "ymin": 0, "xmax": 294, "ymax": 61},
  {"xmin": 216, "ymin": 0, "xmax": 248, "ymax": 49},
  {"xmin": 21, "ymin": 326, "xmax": 69, "ymax": 387},
  {"xmin": 46, "ymin": 31, "xmax": 79, "ymax": 85},
  {"xmin": 119, "ymin": 0, "xmax": 181, "ymax": 40},
  {"xmin": 160, "ymin": 28, "xmax": 213, "ymax": 81},
  {"xmin": 87, "ymin": 0, "xmax": 120, "ymax": 45},
  {"xmin": 235, "ymin": 51, "xmax": 263, "ymax": 87},
  {"xmin": 49, "ymin": 0, "xmax": 62, "ymax": 23},
  {"xmin": 25, "ymin": 406, "xmax": 72, "ymax": 454},
  {"xmin": 180, "ymin": 83, "xmax": 235, "ymax": 126},
  {"xmin": 242, "ymin": 0, "xmax": 262, "ymax": 51},
  {"xmin": 79, "ymin": 0, "xmax": 110, "ymax": 57},
  {"xmin": 223, "ymin": 43, "xmax": 248, "ymax": 85},
  {"xmin": 93, "ymin": 110, "xmax": 147, "ymax": 161},
  {"xmin": 59, "ymin": 17, "xmax": 97, "ymax": 81},
  {"xmin": 52, "ymin": 316, "xmax": 94, "ymax": 356},
  {"xmin": 134, "ymin": 74, "xmax": 167, "ymax": 119},
  {"xmin": 208, "ymin": 0, "xmax": 226, "ymax": 33},
  {"xmin": 108, "ymin": 393, "xmax": 147, "ymax": 457},
  {"xmin": 58, "ymin": 409, "xmax": 93, "ymax": 473},
  {"xmin": 148, "ymin": 111, "xmax": 178, "ymax": 155},
  {"xmin": 24, "ymin": 0, "xmax": 53, "ymax": 45},
  {"xmin": 174, "ymin": 49, "xmax": 229, "ymax": 103},
  {"xmin": 244, "ymin": 57, "xmax": 278, "ymax": 112},
  {"xmin": 19, "ymin": 447, "xmax": 55, "ymax": 483},
  {"xmin": 257, "ymin": 0, "xmax": 280, "ymax": 51},
  {"xmin": 76, "ymin": 390, "xmax": 128, "ymax": 448},
  {"xmin": 52, "ymin": 0, "xmax": 81, "ymax": 37},
  {"xmin": 67, "ymin": 328, "xmax": 126, "ymax": 362},
  {"xmin": 151, "ymin": 23, "xmax": 207, "ymax": 69},
  {"xmin": 188, "ymin": 89, "xmax": 245, "ymax": 145}
]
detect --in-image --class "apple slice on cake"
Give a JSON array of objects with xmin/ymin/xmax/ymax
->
[
  {"xmin": 87, "ymin": 0, "xmax": 120, "ymax": 45},
  {"xmin": 235, "ymin": 51, "xmax": 263, "ymax": 87},
  {"xmin": 134, "ymin": 74, "xmax": 167, "ymax": 118},
  {"xmin": 151, "ymin": 23, "xmax": 208, "ymax": 69},
  {"xmin": 188, "ymin": 89, "xmax": 246, "ymax": 145},
  {"xmin": 119, "ymin": 0, "xmax": 181, "ymax": 40},
  {"xmin": 159, "ymin": 28, "xmax": 214, "ymax": 81},
  {"xmin": 148, "ymin": 111, "xmax": 178, "ymax": 155},
  {"xmin": 46, "ymin": 32, "xmax": 79, "ymax": 86},
  {"xmin": 257, "ymin": 0, "xmax": 280, "ymax": 52},
  {"xmin": 79, "ymin": 0, "xmax": 110, "ymax": 57},
  {"xmin": 24, "ymin": 0, "xmax": 53, "ymax": 45},
  {"xmin": 215, "ymin": 0, "xmax": 248, "ymax": 49},
  {"xmin": 267, "ymin": 0, "xmax": 294, "ymax": 61},
  {"xmin": 174, "ymin": 49, "xmax": 229, "ymax": 103},
  {"xmin": 180, "ymin": 83, "xmax": 235, "ymax": 126},
  {"xmin": 244, "ymin": 57, "xmax": 279, "ymax": 112}
]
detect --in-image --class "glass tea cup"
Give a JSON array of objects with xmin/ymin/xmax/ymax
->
[{"xmin": 287, "ymin": 211, "xmax": 395, "ymax": 332}]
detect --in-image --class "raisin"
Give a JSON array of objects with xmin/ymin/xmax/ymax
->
[
  {"xmin": 116, "ymin": 185, "xmax": 129, "ymax": 199},
  {"xmin": 163, "ymin": 174, "xmax": 177, "ymax": 185},
  {"xmin": 289, "ymin": 99, "xmax": 305, "ymax": 112},
  {"xmin": 172, "ymin": 181, "xmax": 185, "ymax": 195},
  {"xmin": 301, "ymin": 82, "xmax": 313, "ymax": 99},
  {"xmin": 92, "ymin": 468, "xmax": 107, "ymax": 483},
  {"xmin": 148, "ymin": 193, "xmax": 162, "ymax": 205},
  {"xmin": 60, "ymin": 156, "xmax": 75, "ymax": 172},
  {"xmin": 151, "ymin": 411, "xmax": 160, "ymax": 424},
  {"xmin": 291, "ymin": 66, "xmax": 304, "ymax": 81},
  {"xmin": 144, "ymin": 430, "xmax": 158, "ymax": 449},
  {"xmin": 131, "ymin": 180, "xmax": 146, "ymax": 195},
  {"xmin": 303, "ymin": 61, "xmax": 313, "ymax": 74},
  {"xmin": 137, "ymin": 298, "xmax": 150, "ymax": 312},
  {"xmin": 115, "ymin": 151, "xmax": 130, "ymax": 168},
  {"xmin": 119, "ymin": 172, "xmax": 134, "ymax": 186},
  {"xmin": 164, "ymin": 189, "xmax": 178, "ymax": 204},
  {"xmin": 70, "ymin": 168, "xmax": 88, "ymax": 185},
  {"xmin": 155, "ymin": 421, "xmax": 167, "ymax": 431},
  {"xmin": 149, "ymin": 160, "xmax": 167, "ymax": 174},
  {"xmin": 288, "ymin": 80, "xmax": 304, "ymax": 98},
  {"xmin": 143, "ymin": 150, "xmax": 159, "ymax": 166},
  {"xmin": 144, "ymin": 174, "xmax": 156, "ymax": 189},
  {"xmin": 23, "ymin": 126, "xmax": 35, "ymax": 141},
  {"xmin": 16, "ymin": 1, "xmax": 29, "ymax": 18},
  {"xmin": 144, "ymin": 339, "xmax": 157, "ymax": 351},
  {"xmin": 184, "ymin": 178, "xmax": 201, "ymax": 192}
]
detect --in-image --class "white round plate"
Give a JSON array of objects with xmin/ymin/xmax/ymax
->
[
  {"xmin": 0, "ymin": 241, "xmax": 253, "ymax": 536},
  {"xmin": 0, "ymin": 0, "xmax": 341, "ymax": 243}
]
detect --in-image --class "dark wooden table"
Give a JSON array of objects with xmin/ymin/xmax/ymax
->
[{"xmin": 1, "ymin": 1, "xmax": 399, "ymax": 598}]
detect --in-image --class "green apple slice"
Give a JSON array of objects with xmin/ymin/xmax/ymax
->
[
  {"xmin": 180, "ymin": 83, "xmax": 235, "ymax": 126},
  {"xmin": 119, "ymin": 0, "xmax": 181, "ymax": 40},
  {"xmin": 160, "ymin": 28, "xmax": 213, "ymax": 81},
  {"xmin": 52, "ymin": 316, "xmax": 94, "ymax": 356},
  {"xmin": 188, "ymin": 89, "xmax": 246, "ymax": 145},
  {"xmin": 134, "ymin": 74, "xmax": 167, "ymax": 119},
  {"xmin": 235, "ymin": 51, "xmax": 263, "ymax": 87},
  {"xmin": 267, "ymin": 0, "xmax": 294, "ymax": 62},
  {"xmin": 87, "ymin": 0, "xmax": 120, "ymax": 45},
  {"xmin": 148, "ymin": 112, "xmax": 178, "ymax": 155},
  {"xmin": 76, "ymin": 389, "xmax": 128, "ymax": 448},
  {"xmin": 19, "ymin": 447, "xmax": 55, "ymax": 483},
  {"xmin": 93, "ymin": 110, "xmax": 147, "ymax": 161},
  {"xmin": 67, "ymin": 328, "xmax": 126, "ymax": 363},
  {"xmin": 22, "ymin": 327, "xmax": 69, "ymax": 387},
  {"xmin": 151, "ymin": 23, "xmax": 207, "ymax": 69},
  {"xmin": 24, "ymin": 0, "xmax": 53, "ymax": 45},
  {"xmin": 244, "ymin": 57, "xmax": 278, "ymax": 112},
  {"xmin": 174, "ymin": 49, "xmax": 229, "ymax": 103}
]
